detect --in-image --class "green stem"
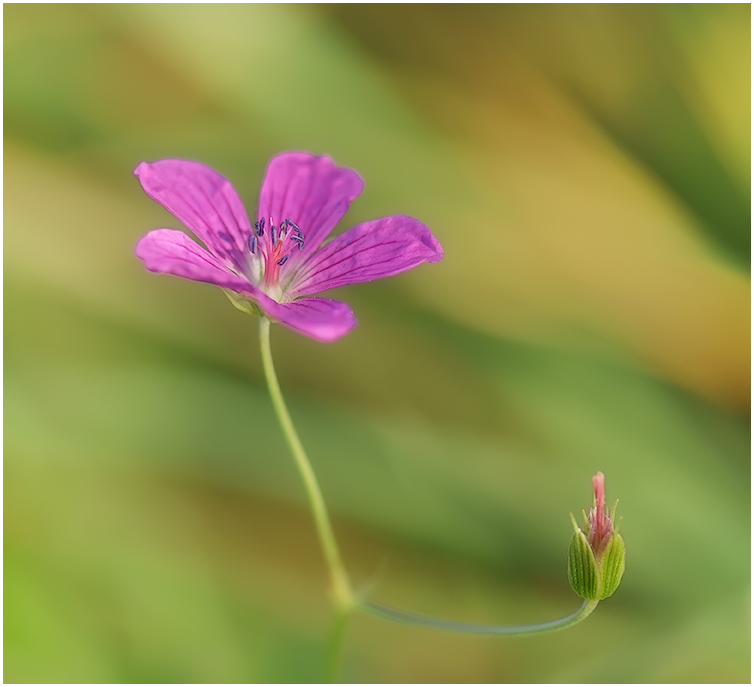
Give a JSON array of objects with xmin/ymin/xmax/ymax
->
[
  {"xmin": 323, "ymin": 606, "xmax": 352, "ymax": 683},
  {"xmin": 258, "ymin": 318, "xmax": 354, "ymax": 610},
  {"xmin": 359, "ymin": 598, "xmax": 599, "ymax": 636},
  {"xmin": 258, "ymin": 317, "xmax": 598, "ymax": 645}
]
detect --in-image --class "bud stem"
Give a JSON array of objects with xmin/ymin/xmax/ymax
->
[{"xmin": 360, "ymin": 598, "xmax": 599, "ymax": 636}]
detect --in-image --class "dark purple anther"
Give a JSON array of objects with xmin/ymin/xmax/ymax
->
[
  {"xmin": 254, "ymin": 218, "xmax": 265, "ymax": 237},
  {"xmin": 248, "ymin": 234, "xmax": 257, "ymax": 254},
  {"xmin": 277, "ymin": 254, "xmax": 290, "ymax": 266},
  {"xmin": 286, "ymin": 218, "xmax": 301, "ymax": 236}
]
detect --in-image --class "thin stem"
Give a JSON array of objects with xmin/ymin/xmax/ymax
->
[
  {"xmin": 258, "ymin": 317, "xmax": 599, "ymax": 646},
  {"xmin": 323, "ymin": 606, "xmax": 352, "ymax": 683},
  {"xmin": 360, "ymin": 598, "xmax": 599, "ymax": 636},
  {"xmin": 258, "ymin": 317, "xmax": 354, "ymax": 610}
]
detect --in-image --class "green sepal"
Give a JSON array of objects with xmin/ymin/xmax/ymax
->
[
  {"xmin": 567, "ymin": 526, "xmax": 599, "ymax": 601},
  {"xmin": 598, "ymin": 532, "xmax": 626, "ymax": 599},
  {"xmin": 223, "ymin": 289, "xmax": 263, "ymax": 317}
]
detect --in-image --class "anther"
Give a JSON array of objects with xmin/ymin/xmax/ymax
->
[
  {"xmin": 254, "ymin": 218, "xmax": 265, "ymax": 237},
  {"xmin": 277, "ymin": 254, "xmax": 290, "ymax": 266},
  {"xmin": 285, "ymin": 218, "xmax": 302, "ymax": 235},
  {"xmin": 248, "ymin": 234, "xmax": 257, "ymax": 254}
]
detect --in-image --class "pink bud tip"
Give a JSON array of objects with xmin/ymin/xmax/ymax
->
[{"xmin": 589, "ymin": 471, "xmax": 613, "ymax": 553}]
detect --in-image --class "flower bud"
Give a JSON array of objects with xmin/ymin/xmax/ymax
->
[{"xmin": 567, "ymin": 472, "xmax": 625, "ymax": 600}]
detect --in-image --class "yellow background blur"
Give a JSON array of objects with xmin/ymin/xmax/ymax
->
[{"xmin": 5, "ymin": 4, "xmax": 750, "ymax": 683}]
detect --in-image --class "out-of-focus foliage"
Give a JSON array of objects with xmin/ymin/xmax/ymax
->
[{"xmin": 5, "ymin": 4, "xmax": 749, "ymax": 683}]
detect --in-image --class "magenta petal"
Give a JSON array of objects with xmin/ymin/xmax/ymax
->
[
  {"xmin": 257, "ymin": 153, "xmax": 364, "ymax": 271},
  {"xmin": 289, "ymin": 215, "xmax": 444, "ymax": 297},
  {"xmin": 256, "ymin": 295, "xmax": 358, "ymax": 342},
  {"xmin": 135, "ymin": 160, "xmax": 253, "ymax": 275},
  {"xmin": 136, "ymin": 229, "xmax": 257, "ymax": 296}
]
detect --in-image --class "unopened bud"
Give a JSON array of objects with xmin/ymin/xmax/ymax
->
[{"xmin": 567, "ymin": 472, "xmax": 625, "ymax": 601}]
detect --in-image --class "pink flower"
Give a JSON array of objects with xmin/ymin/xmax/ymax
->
[
  {"xmin": 588, "ymin": 471, "xmax": 613, "ymax": 554},
  {"xmin": 135, "ymin": 153, "xmax": 443, "ymax": 342}
]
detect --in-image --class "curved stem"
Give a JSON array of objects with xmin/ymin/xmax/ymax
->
[
  {"xmin": 259, "ymin": 318, "xmax": 354, "ymax": 610},
  {"xmin": 258, "ymin": 317, "xmax": 600, "ymax": 644},
  {"xmin": 360, "ymin": 598, "xmax": 598, "ymax": 636}
]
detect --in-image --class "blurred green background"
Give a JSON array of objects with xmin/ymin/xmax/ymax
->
[{"xmin": 4, "ymin": 4, "xmax": 750, "ymax": 683}]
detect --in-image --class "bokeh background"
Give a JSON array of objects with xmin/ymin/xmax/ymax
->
[{"xmin": 5, "ymin": 4, "xmax": 750, "ymax": 683}]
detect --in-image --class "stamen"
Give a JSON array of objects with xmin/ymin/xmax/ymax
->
[
  {"xmin": 271, "ymin": 222, "xmax": 277, "ymax": 245},
  {"xmin": 254, "ymin": 218, "xmax": 265, "ymax": 237},
  {"xmin": 277, "ymin": 254, "xmax": 290, "ymax": 266},
  {"xmin": 279, "ymin": 219, "xmax": 288, "ymax": 237},
  {"xmin": 248, "ymin": 234, "xmax": 257, "ymax": 254},
  {"xmin": 285, "ymin": 218, "xmax": 301, "ymax": 235}
]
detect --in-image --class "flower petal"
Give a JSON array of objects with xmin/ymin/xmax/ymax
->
[
  {"xmin": 256, "ymin": 295, "xmax": 358, "ymax": 342},
  {"xmin": 289, "ymin": 215, "xmax": 443, "ymax": 297},
  {"xmin": 136, "ymin": 229, "xmax": 257, "ymax": 296},
  {"xmin": 256, "ymin": 153, "xmax": 364, "ymax": 272},
  {"xmin": 135, "ymin": 160, "xmax": 252, "ymax": 275}
]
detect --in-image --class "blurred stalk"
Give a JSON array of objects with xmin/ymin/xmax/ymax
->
[{"xmin": 323, "ymin": 607, "xmax": 351, "ymax": 683}]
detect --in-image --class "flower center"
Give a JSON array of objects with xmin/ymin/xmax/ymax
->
[{"xmin": 247, "ymin": 216, "xmax": 305, "ymax": 299}]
